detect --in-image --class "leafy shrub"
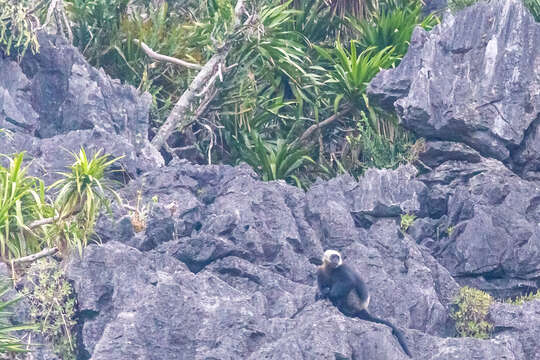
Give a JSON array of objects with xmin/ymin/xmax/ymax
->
[
  {"xmin": 400, "ymin": 213, "xmax": 416, "ymax": 231},
  {"xmin": 50, "ymin": 148, "xmax": 122, "ymax": 255},
  {"xmin": 0, "ymin": 0, "xmax": 40, "ymax": 58},
  {"xmin": 451, "ymin": 286, "xmax": 494, "ymax": 339},
  {"xmin": 62, "ymin": 0, "xmax": 438, "ymax": 185},
  {"xmin": 21, "ymin": 258, "xmax": 77, "ymax": 359},
  {"xmin": 0, "ymin": 280, "xmax": 36, "ymax": 354},
  {"xmin": 66, "ymin": 0, "xmax": 130, "ymax": 66},
  {"xmin": 350, "ymin": 0, "xmax": 439, "ymax": 58},
  {"xmin": 344, "ymin": 111, "xmax": 416, "ymax": 174},
  {"xmin": 233, "ymin": 131, "xmax": 310, "ymax": 183},
  {"xmin": 0, "ymin": 153, "xmax": 50, "ymax": 259},
  {"xmin": 0, "ymin": 149, "xmax": 120, "ymax": 260},
  {"xmin": 314, "ymin": 42, "xmax": 396, "ymax": 111}
]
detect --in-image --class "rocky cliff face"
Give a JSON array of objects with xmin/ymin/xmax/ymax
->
[
  {"xmin": 369, "ymin": 0, "xmax": 540, "ymax": 180},
  {"xmin": 1, "ymin": 0, "xmax": 539, "ymax": 359}
]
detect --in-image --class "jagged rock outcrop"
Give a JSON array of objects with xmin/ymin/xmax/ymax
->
[
  {"xmin": 369, "ymin": 0, "xmax": 540, "ymax": 179},
  {"xmin": 0, "ymin": 32, "xmax": 163, "ymax": 181},
  {"xmin": 367, "ymin": 0, "xmax": 540, "ymax": 299},
  {"xmin": 414, "ymin": 143, "xmax": 540, "ymax": 298},
  {"xmin": 61, "ymin": 157, "xmax": 537, "ymax": 359},
  {"xmin": 490, "ymin": 300, "xmax": 540, "ymax": 360}
]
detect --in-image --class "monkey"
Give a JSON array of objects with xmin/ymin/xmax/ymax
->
[{"xmin": 316, "ymin": 249, "xmax": 412, "ymax": 358}]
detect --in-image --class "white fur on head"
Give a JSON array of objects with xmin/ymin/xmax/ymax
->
[{"xmin": 322, "ymin": 249, "xmax": 342, "ymax": 267}]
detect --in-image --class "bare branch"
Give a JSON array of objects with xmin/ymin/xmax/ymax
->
[
  {"xmin": 150, "ymin": 54, "xmax": 227, "ymax": 149},
  {"xmin": 11, "ymin": 247, "xmax": 58, "ymax": 264},
  {"xmin": 27, "ymin": 204, "xmax": 83, "ymax": 230},
  {"xmin": 297, "ymin": 107, "xmax": 352, "ymax": 144},
  {"xmin": 133, "ymin": 39, "xmax": 203, "ymax": 70},
  {"xmin": 150, "ymin": 0, "xmax": 246, "ymax": 150},
  {"xmin": 27, "ymin": 215, "xmax": 60, "ymax": 229}
]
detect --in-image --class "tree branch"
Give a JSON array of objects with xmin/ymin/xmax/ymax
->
[
  {"xmin": 11, "ymin": 247, "xmax": 58, "ymax": 264},
  {"xmin": 27, "ymin": 215, "xmax": 60, "ymax": 229},
  {"xmin": 150, "ymin": 0, "xmax": 246, "ymax": 150},
  {"xmin": 297, "ymin": 107, "xmax": 352, "ymax": 144},
  {"xmin": 133, "ymin": 39, "xmax": 203, "ymax": 70}
]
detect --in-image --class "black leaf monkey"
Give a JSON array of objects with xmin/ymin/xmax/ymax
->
[{"xmin": 316, "ymin": 249, "xmax": 412, "ymax": 358}]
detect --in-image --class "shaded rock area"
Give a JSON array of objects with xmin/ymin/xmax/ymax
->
[
  {"xmin": 490, "ymin": 300, "xmax": 540, "ymax": 360},
  {"xmin": 0, "ymin": 0, "xmax": 539, "ymax": 359},
  {"xmin": 422, "ymin": 0, "xmax": 448, "ymax": 16}
]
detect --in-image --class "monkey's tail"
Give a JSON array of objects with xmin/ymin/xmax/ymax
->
[{"xmin": 355, "ymin": 309, "xmax": 412, "ymax": 358}]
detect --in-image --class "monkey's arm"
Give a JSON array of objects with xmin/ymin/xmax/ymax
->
[{"xmin": 316, "ymin": 268, "xmax": 331, "ymax": 300}]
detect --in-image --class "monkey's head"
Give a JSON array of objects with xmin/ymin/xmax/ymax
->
[{"xmin": 322, "ymin": 249, "xmax": 342, "ymax": 268}]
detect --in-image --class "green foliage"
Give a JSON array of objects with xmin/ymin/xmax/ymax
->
[
  {"xmin": 0, "ymin": 153, "xmax": 50, "ymax": 259},
  {"xmin": 400, "ymin": 213, "xmax": 416, "ymax": 231},
  {"xmin": 0, "ymin": 0, "xmax": 40, "ymax": 58},
  {"xmin": 63, "ymin": 0, "xmax": 440, "ymax": 186},
  {"xmin": 524, "ymin": 0, "xmax": 540, "ymax": 21},
  {"xmin": 452, "ymin": 286, "xmax": 494, "ymax": 339},
  {"xmin": 350, "ymin": 0, "xmax": 439, "ymax": 58},
  {"xmin": 216, "ymin": 1, "xmax": 316, "ymax": 176},
  {"xmin": 325, "ymin": 0, "xmax": 379, "ymax": 20},
  {"xmin": 116, "ymin": 3, "xmax": 205, "ymax": 121},
  {"xmin": 50, "ymin": 148, "xmax": 122, "ymax": 255},
  {"xmin": 0, "ymin": 280, "xmax": 36, "ymax": 354},
  {"xmin": 233, "ymin": 131, "xmax": 310, "ymax": 183},
  {"xmin": 287, "ymin": 0, "xmax": 339, "ymax": 43},
  {"xmin": 22, "ymin": 258, "xmax": 77, "ymax": 360},
  {"xmin": 314, "ymin": 42, "xmax": 396, "ymax": 111},
  {"xmin": 0, "ymin": 149, "xmax": 120, "ymax": 261},
  {"xmin": 506, "ymin": 289, "xmax": 540, "ymax": 305},
  {"xmin": 344, "ymin": 110, "xmax": 415, "ymax": 174},
  {"xmin": 66, "ymin": 0, "xmax": 130, "ymax": 66},
  {"xmin": 448, "ymin": 0, "xmax": 479, "ymax": 11}
]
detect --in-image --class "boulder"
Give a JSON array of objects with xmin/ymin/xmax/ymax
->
[
  {"xmin": 368, "ymin": 0, "xmax": 540, "ymax": 178},
  {"xmin": 0, "ymin": 32, "xmax": 163, "ymax": 182},
  {"xmin": 490, "ymin": 300, "xmax": 540, "ymax": 360}
]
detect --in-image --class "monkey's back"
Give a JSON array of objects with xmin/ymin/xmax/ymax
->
[{"xmin": 337, "ymin": 264, "xmax": 371, "ymax": 313}]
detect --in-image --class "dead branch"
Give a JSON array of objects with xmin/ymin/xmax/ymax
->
[
  {"xmin": 297, "ymin": 107, "xmax": 352, "ymax": 144},
  {"xmin": 133, "ymin": 39, "xmax": 202, "ymax": 70},
  {"xmin": 27, "ymin": 215, "xmax": 60, "ymax": 229},
  {"xmin": 150, "ymin": 0, "xmax": 246, "ymax": 150},
  {"xmin": 11, "ymin": 247, "xmax": 59, "ymax": 265}
]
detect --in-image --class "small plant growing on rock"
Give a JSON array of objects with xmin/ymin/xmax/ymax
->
[
  {"xmin": 128, "ymin": 190, "xmax": 157, "ymax": 233},
  {"xmin": 0, "ymin": 128, "xmax": 13, "ymax": 140},
  {"xmin": 400, "ymin": 213, "xmax": 416, "ymax": 232},
  {"xmin": 0, "ymin": 279, "xmax": 37, "ymax": 355},
  {"xmin": 21, "ymin": 258, "xmax": 77, "ymax": 360},
  {"xmin": 451, "ymin": 286, "xmax": 494, "ymax": 339},
  {"xmin": 505, "ymin": 289, "xmax": 540, "ymax": 305}
]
